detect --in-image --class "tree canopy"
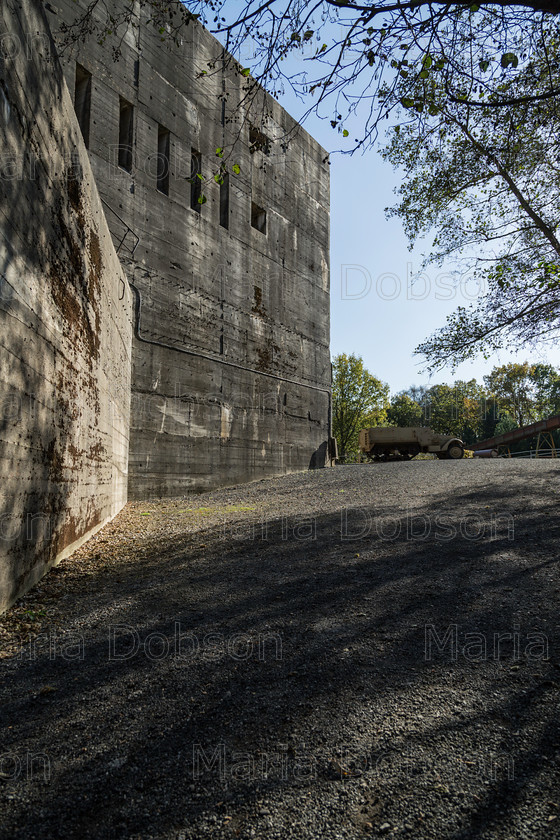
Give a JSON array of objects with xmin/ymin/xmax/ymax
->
[
  {"xmin": 382, "ymin": 24, "xmax": 560, "ymax": 369},
  {"xmin": 386, "ymin": 393, "xmax": 423, "ymax": 428},
  {"xmin": 331, "ymin": 353, "xmax": 389, "ymax": 461},
  {"xmin": 194, "ymin": 0, "xmax": 560, "ymax": 144},
  {"xmin": 389, "ymin": 360, "xmax": 560, "ymax": 446}
]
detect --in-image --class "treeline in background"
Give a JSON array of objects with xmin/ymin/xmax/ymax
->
[{"xmin": 333, "ymin": 354, "xmax": 560, "ymax": 462}]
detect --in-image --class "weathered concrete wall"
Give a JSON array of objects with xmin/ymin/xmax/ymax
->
[
  {"xmin": 53, "ymin": 0, "xmax": 331, "ymax": 498},
  {"xmin": 0, "ymin": 0, "xmax": 132, "ymax": 611}
]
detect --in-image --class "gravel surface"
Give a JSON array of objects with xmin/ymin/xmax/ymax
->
[{"xmin": 1, "ymin": 459, "xmax": 560, "ymax": 840}]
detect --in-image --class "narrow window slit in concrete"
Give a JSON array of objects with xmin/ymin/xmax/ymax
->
[
  {"xmin": 74, "ymin": 64, "xmax": 91, "ymax": 148},
  {"xmin": 190, "ymin": 149, "xmax": 202, "ymax": 212},
  {"xmin": 157, "ymin": 125, "xmax": 170, "ymax": 195},
  {"xmin": 251, "ymin": 202, "xmax": 266, "ymax": 234},
  {"xmin": 220, "ymin": 174, "xmax": 229, "ymax": 228},
  {"xmin": 118, "ymin": 98, "xmax": 134, "ymax": 173}
]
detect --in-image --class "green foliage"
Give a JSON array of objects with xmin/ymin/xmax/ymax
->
[
  {"xmin": 424, "ymin": 380, "xmax": 485, "ymax": 444},
  {"xmin": 332, "ymin": 354, "xmax": 389, "ymax": 462},
  {"xmin": 170, "ymin": 0, "xmax": 560, "ymax": 160},
  {"xmin": 494, "ymin": 414, "xmax": 518, "ymax": 436},
  {"xmin": 387, "ymin": 394, "xmax": 423, "ymax": 428},
  {"xmin": 483, "ymin": 363, "xmax": 536, "ymax": 427},
  {"xmin": 391, "ymin": 361, "xmax": 560, "ymax": 445},
  {"xmin": 531, "ymin": 363, "xmax": 560, "ymax": 417},
  {"xmin": 382, "ymin": 30, "xmax": 560, "ymax": 369},
  {"xmin": 500, "ymin": 52, "xmax": 519, "ymax": 69},
  {"xmin": 479, "ymin": 395, "xmax": 501, "ymax": 441}
]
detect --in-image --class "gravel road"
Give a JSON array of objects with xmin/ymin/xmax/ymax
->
[{"xmin": 1, "ymin": 459, "xmax": 560, "ymax": 840}]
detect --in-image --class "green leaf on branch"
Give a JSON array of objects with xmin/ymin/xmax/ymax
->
[{"xmin": 501, "ymin": 52, "xmax": 519, "ymax": 69}]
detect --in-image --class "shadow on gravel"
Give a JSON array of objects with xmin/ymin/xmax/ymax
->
[{"xmin": 1, "ymin": 476, "xmax": 560, "ymax": 839}]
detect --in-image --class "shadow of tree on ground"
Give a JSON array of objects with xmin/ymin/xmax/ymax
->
[{"xmin": 1, "ymin": 464, "xmax": 559, "ymax": 839}]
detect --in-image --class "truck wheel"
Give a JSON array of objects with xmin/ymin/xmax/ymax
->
[{"xmin": 447, "ymin": 443, "xmax": 464, "ymax": 460}]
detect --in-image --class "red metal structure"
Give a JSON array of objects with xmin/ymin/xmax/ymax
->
[{"xmin": 471, "ymin": 414, "xmax": 560, "ymax": 456}]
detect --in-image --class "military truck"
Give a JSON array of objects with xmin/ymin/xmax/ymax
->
[{"xmin": 359, "ymin": 427, "xmax": 465, "ymax": 461}]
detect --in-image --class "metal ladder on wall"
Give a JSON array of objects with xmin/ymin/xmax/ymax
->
[
  {"xmin": 100, "ymin": 198, "xmax": 140, "ymax": 257},
  {"xmin": 100, "ymin": 198, "xmax": 139, "ymax": 301}
]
